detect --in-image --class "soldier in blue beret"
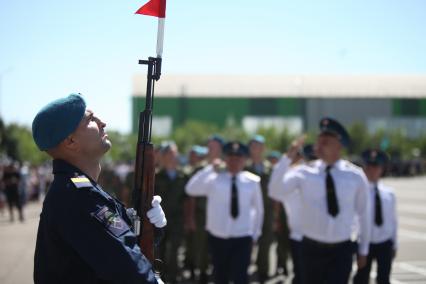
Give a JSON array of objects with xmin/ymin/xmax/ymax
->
[
  {"xmin": 206, "ymin": 134, "xmax": 225, "ymax": 164},
  {"xmin": 32, "ymin": 93, "xmax": 167, "ymax": 284},
  {"xmin": 266, "ymin": 151, "xmax": 281, "ymax": 165},
  {"xmin": 353, "ymin": 149, "xmax": 397, "ymax": 284},
  {"xmin": 246, "ymin": 135, "xmax": 279, "ymax": 283}
]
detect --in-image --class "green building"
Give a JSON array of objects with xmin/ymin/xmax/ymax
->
[{"xmin": 132, "ymin": 75, "xmax": 426, "ymax": 138}]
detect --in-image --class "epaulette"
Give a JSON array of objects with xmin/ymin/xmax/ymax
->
[
  {"xmin": 243, "ymin": 171, "xmax": 261, "ymax": 182},
  {"xmin": 344, "ymin": 160, "xmax": 363, "ymax": 171},
  {"xmin": 70, "ymin": 175, "xmax": 93, "ymax": 189}
]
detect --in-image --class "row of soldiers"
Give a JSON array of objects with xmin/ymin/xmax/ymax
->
[
  {"xmin": 107, "ymin": 135, "xmax": 290, "ymax": 283},
  {"xmin": 31, "ymin": 94, "xmax": 397, "ymax": 284},
  {"xmin": 104, "ymin": 117, "xmax": 397, "ymax": 284}
]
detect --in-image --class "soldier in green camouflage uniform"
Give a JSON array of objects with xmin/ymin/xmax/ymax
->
[
  {"xmin": 182, "ymin": 146, "xmax": 208, "ymax": 282},
  {"xmin": 191, "ymin": 136, "xmax": 225, "ymax": 284},
  {"xmin": 246, "ymin": 135, "xmax": 288, "ymax": 283},
  {"xmin": 155, "ymin": 142, "xmax": 189, "ymax": 283}
]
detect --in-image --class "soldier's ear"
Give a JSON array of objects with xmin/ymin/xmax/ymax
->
[{"xmin": 62, "ymin": 135, "xmax": 78, "ymax": 151}]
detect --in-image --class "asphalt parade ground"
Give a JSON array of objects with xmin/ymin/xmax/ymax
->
[{"xmin": 1, "ymin": 176, "xmax": 426, "ymax": 284}]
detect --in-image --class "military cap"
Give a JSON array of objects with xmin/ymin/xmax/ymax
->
[
  {"xmin": 190, "ymin": 145, "xmax": 208, "ymax": 157},
  {"xmin": 361, "ymin": 149, "xmax": 389, "ymax": 166},
  {"xmin": 249, "ymin": 134, "xmax": 265, "ymax": 144},
  {"xmin": 32, "ymin": 93, "xmax": 86, "ymax": 151},
  {"xmin": 301, "ymin": 144, "xmax": 317, "ymax": 161},
  {"xmin": 223, "ymin": 141, "xmax": 249, "ymax": 156},
  {"xmin": 319, "ymin": 117, "xmax": 350, "ymax": 147},
  {"xmin": 207, "ymin": 134, "xmax": 225, "ymax": 146}
]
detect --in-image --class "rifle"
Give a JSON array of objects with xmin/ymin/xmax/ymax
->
[{"xmin": 132, "ymin": 56, "xmax": 162, "ymax": 267}]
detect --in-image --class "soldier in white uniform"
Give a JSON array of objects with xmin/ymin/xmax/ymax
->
[
  {"xmin": 269, "ymin": 117, "xmax": 371, "ymax": 284},
  {"xmin": 353, "ymin": 149, "xmax": 398, "ymax": 284},
  {"xmin": 185, "ymin": 141, "xmax": 264, "ymax": 284}
]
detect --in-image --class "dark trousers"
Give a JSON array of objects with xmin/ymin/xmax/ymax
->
[
  {"xmin": 290, "ymin": 239, "xmax": 305, "ymax": 284},
  {"xmin": 353, "ymin": 240, "xmax": 394, "ymax": 284},
  {"xmin": 208, "ymin": 233, "xmax": 252, "ymax": 284},
  {"xmin": 302, "ymin": 237, "xmax": 354, "ymax": 284}
]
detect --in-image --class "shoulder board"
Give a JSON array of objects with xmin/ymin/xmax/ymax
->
[
  {"xmin": 242, "ymin": 171, "xmax": 261, "ymax": 182},
  {"xmin": 342, "ymin": 160, "xmax": 362, "ymax": 171},
  {"xmin": 70, "ymin": 175, "xmax": 92, "ymax": 189}
]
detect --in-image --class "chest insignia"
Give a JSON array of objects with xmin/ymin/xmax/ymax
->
[{"xmin": 92, "ymin": 205, "xmax": 130, "ymax": 237}]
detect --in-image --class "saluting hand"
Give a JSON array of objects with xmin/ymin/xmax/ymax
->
[
  {"xmin": 147, "ymin": 195, "xmax": 167, "ymax": 228},
  {"xmin": 211, "ymin": 158, "xmax": 223, "ymax": 172},
  {"xmin": 287, "ymin": 135, "xmax": 306, "ymax": 162}
]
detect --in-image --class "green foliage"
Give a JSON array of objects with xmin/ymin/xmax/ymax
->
[
  {"xmin": 2, "ymin": 123, "xmax": 49, "ymax": 164},
  {"xmin": 1, "ymin": 118, "xmax": 425, "ymax": 164},
  {"xmin": 170, "ymin": 120, "xmax": 219, "ymax": 153}
]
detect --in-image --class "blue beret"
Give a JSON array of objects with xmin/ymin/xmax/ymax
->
[
  {"xmin": 190, "ymin": 145, "xmax": 208, "ymax": 156},
  {"xmin": 159, "ymin": 140, "xmax": 177, "ymax": 153},
  {"xmin": 207, "ymin": 134, "xmax": 225, "ymax": 146},
  {"xmin": 319, "ymin": 117, "xmax": 350, "ymax": 147},
  {"xmin": 361, "ymin": 149, "xmax": 389, "ymax": 166},
  {"xmin": 223, "ymin": 141, "xmax": 249, "ymax": 156},
  {"xmin": 266, "ymin": 150, "xmax": 281, "ymax": 160},
  {"xmin": 249, "ymin": 134, "xmax": 265, "ymax": 144},
  {"xmin": 32, "ymin": 94, "xmax": 86, "ymax": 151}
]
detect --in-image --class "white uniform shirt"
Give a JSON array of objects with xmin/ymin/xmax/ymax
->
[
  {"xmin": 369, "ymin": 182, "xmax": 398, "ymax": 249},
  {"xmin": 185, "ymin": 165, "xmax": 264, "ymax": 240},
  {"xmin": 277, "ymin": 159, "xmax": 371, "ymax": 255},
  {"xmin": 268, "ymin": 156, "xmax": 304, "ymax": 241}
]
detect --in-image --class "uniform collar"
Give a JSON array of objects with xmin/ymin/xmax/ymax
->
[
  {"xmin": 226, "ymin": 171, "xmax": 242, "ymax": 179},
  {"xmin": 52, "ymin": 159, "xmax": 93, "ymax": 181},
  {"xmin": 318, "ymin": 159, "xmax": 344, "ymax": 171},
  {"xmin": 369, "ymin": 181, "xmax": 381, "ymax": 189}
]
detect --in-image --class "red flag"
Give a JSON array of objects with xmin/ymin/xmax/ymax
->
[{"xmin": 135, "ymin": 0, "xmax": 166, "ymax": 18}]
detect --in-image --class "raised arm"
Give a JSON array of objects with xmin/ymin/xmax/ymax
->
[{"xmin": 185, "ymin": 165, "xmax": 215, "ymax": 196}]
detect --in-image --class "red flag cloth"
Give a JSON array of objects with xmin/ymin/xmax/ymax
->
[{"xmin": 135, "ymin": 0, "xmax": 166, "ymax": 18}]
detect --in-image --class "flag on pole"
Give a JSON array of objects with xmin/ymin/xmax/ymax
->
[
  {"xmin": 136, "ymin": 0, "xmax": 167, "ymax": 57},
  {"xmin": 135, "ymin": 0, "xmax": 166, "ymax": 18}
]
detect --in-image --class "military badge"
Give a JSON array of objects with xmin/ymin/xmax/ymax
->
[{"xmin": 92, "ymin": 206, "xmax": 130, "ymax": 237}]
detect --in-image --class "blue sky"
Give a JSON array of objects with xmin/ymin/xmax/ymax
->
[{"xmin": 1, "ymin": 0, "xmax": 425, "ymax": 133}]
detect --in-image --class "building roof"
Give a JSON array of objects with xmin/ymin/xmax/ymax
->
[{"xmin": 132, "ymin": 74, "xmax": 426, "ymax": 98}]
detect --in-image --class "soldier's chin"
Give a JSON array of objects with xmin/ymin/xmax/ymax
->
[{"xmin": 102, "ymin": 140, "xmax": 112, "ymax": 152}]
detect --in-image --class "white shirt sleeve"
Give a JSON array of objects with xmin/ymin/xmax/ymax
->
[
  {"xmin": 391, "ymin": 192, "xmax": 398, "ymax": 250},
  {"xmin": 185, "ymin": 165, "xmax": 215, "ymax": 196},
  {"xmin": 252, "ymin": 180, "xmax": 264, "ymax": 241},
  {"xmin": 355, "ymin": 172, "xmax": 372, "ymax": 256},
  {"xmin": 268, "ymin": 155, "xmax": 292, "ymax": 202}
]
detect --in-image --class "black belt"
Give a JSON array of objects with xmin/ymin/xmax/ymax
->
[{"xmin": 303, "ymin": 237, "xmax": 351, "ymax": 248}]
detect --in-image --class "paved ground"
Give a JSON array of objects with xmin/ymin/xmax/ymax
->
[{"xmin": 1, "ymin": 176, "xmax": 426, "ymax": 284}]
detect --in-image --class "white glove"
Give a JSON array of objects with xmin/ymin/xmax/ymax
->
[
  {"xmin": 155, "ymin": 275, "xmax": 164, "ymax": 284},
  {"xmin": 147, "ymin": 195, "xmax": 167, "ymax": 228}
]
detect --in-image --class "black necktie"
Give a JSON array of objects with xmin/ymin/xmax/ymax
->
[
  {"xmin": 374, "ymin": 185, "xmax": 383, "ymax": 226},
  {"xmin": 325, "ymin": 165, "xmax": 339, "ymax": 217},
  {"xmin": 231, "ymin": 176, "xmax": 239, "ymax": 218}
]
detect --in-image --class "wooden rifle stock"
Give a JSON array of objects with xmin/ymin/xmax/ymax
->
[
  {"xmin": 134, "ymin": 134, "xmax": 155, "ymax": 261},
  {"xmin": 133, "ymin": 57, "xmax": 162, "ymax": 266}
]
